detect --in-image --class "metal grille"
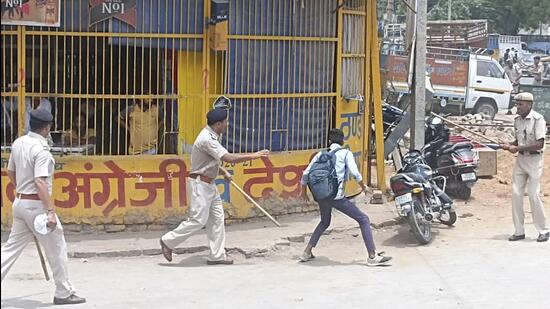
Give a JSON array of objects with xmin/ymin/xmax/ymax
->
[
  {"xmin": 1, "ymin": 0, "xmax": 203, "ymax": 155},
  {"xmin": 1, "ymin": 25, "xmax": 18, "ymax": 146},
  {"xmin": 2, "ymin": 0, "xmax": 370, "ymax": 155},
  {"xmin": 215, "ymin": 0, "xmax": 338, "ymax": 152},
  {"xmin": 342, "ymin": 3, "xmax": 366, "ymax": 98}
]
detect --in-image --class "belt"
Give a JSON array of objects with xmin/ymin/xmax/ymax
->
[
  {"xmin": 16, "ymin": 193, "xmax": 41, "ymax": 200},
  {"xmin": 188, "ymin": 173, "xmax": 215, "ymax": 184},
  {"xmin": 519, "ymin": 151, "xmax": 542, "ymax": 155}
]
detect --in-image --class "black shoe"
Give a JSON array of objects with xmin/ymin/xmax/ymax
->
[
  {"xmin": 53, "ymin": 294, "xmax": 86, "ymax": 305},
  {"xmin": 537, "ymin": 232, "xmax": 549, "ymax": 242},
  {"xmin": 508, "ymin": 234, "xmax": 525, "ymax": 241},
  {"xmin": 160, "ymin": 239, "xmax": 172, "ymax": 262}
]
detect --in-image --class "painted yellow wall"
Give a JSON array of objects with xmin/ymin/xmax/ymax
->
[
  {"xmin": 1, "ymin": 151, "xmax": 318, "ymax": 228},
  {"xmin": 178, "ymin": 51, "xmax": 205, "ymax": 149}
]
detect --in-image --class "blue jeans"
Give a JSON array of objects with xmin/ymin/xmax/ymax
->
[{"xmin": 309, "ymin": 198, "xmax": 376, "ymax": 253}]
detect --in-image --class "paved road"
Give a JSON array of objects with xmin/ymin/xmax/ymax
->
[{"xmin": 2, "ymin": 205, "xmax": 548, "ymax": 309}]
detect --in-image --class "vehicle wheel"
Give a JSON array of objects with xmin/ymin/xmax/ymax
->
[
  {"xmin": 454, "ymin": 185, "xmax": 472, "ymax": 200},
  {"xmin": 407, "ymin": 196, "xmax": 432, "ymax": 244},
  {"xmin": 474, "ymin": 101, "xmax": 497, "ymax": 120},
  {"xmin": 439, "ymin": 209, "xmax": 457, "ymax": 226}
]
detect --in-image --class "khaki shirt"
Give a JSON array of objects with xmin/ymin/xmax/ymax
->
[
  {"xmin": 514, "ymin": 110, "xmax": 547, "ymax": 151},
  {"xmin": 190, "ymin": 126, "xmax": 229, "ymax": 179},
  {"xmin": 505, "ymin": 64, "xmax": 522, "ymax": 85},
  {"xmin": 120, "ymin": 103, "xmax": 159, "ymax": 155},
  {"xmin": 8, "ymin": 132, "xmax": 55, "ymax": 195},
  {"xmin": 532, "ymin": 63, "xmax": 544, "ymax": 82}
]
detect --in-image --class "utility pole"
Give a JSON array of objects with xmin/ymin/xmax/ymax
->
[
  {"xmin": 447, "ymin": 0, "xmax": 452, "ymax": 20},
  {"xmin": 411, "ymin": 0, "xmax": 427, "ymax": 150}
]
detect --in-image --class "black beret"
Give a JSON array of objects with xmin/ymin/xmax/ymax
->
[
  {"xmin": 207, "ymin": 108, "xmax": 228, "ymax": 124},
  {"xmin": 30, "ymin": 107, "xmax": 53, "ymax": 122}
]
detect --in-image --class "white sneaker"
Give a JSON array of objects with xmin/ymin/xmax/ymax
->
[
  {"xmin": 299, "ymin": 252, "xmax": 315, "ymax": 262},
  {"xmin": 366, "ymin": 252, "xmax": 392, "ymax": 267}
]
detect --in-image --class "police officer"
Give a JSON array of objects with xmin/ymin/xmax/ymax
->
[
  {"xmin": 1, "ymin": 108, "xmax": 86, "ymax": 305},
  {"xmin": 501, "ymin": 92, "xmax": 549, "ymax": 242},
  {"xmin": 160, "ymin": 105, "xmax": 270, "ymax": 264}
]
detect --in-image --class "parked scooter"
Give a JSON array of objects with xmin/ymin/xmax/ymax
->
[{"xmin": 423, "ymin": 115, "xmax": 479, "ymax": 200}]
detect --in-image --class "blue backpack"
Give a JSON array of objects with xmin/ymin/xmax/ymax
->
[{"xmin": 307, "ymin": 148, "xmax": 346, "ymax": 201}]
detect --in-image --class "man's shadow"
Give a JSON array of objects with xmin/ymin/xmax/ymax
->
[
  {"xmin": 294, "ymin": 255, "xmax": 373, "ymax": 267},
  {"xmin": 1, "ymin": 292, "xmax": 53, "ymax": 309},
  {"xmin": 157, "ymin": 254, "xmax": 253, "ymax": 268},
  {"xmin": 381, "ymin": 223, "xmax": 442, "ymax": 248}
]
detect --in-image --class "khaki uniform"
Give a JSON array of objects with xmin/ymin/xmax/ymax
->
[
  {"xmin": 512, "ymin": 110, "xmax": 548, "ymax": 235},
  {"xmin": 532, "ymin": 63, "xmax": 544, "ymax": 85},
  {"xmin": 161, "ymin": 126, "xmax": 229, "ymax": 261},
  {"xmin": 1, "ymin": 132, "xmax": 76, "ymax": 298},
  {"xmin": 505, "ymin": 64, "xmax": 521, "ymax": 93}
]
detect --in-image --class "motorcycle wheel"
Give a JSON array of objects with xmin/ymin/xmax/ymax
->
[
  {"xmin": 407, "ymin": 196, "xmax": 432, "ymax": 244},
  {"xmin": 454, "ymin": 185, "xmax": 472, "ymax": 200},
  {"xmin": 439, "ymin": 209, "xmax": 457, "ymax": 226}
]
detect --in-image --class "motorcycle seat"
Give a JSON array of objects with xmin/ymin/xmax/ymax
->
[
  {"xmin": 395, "ymin": 172, "xmax": 426, "ymax": 183},
  {"xmin": 439, "ymin": 142, "xmax": 472, "ymax": 155}
]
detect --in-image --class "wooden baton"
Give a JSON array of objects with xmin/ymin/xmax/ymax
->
[
  {"xmin": 431, "ymin": 112, "xmax": 501, "ymax": 144},
  {"xmin": 33, "ymin": 236, "xmax": 50, "ymax": 281},
  {"xmin": 219, "ymin": 167, "xmax": 282, "ymax": 227}
]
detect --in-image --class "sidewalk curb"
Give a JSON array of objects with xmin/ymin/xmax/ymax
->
[{"xmin": 67, "ymin": 218, "xmax": 402, "ymax": 259}]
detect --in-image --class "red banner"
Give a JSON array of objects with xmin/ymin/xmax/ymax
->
[{"xmin": 1, "ymin": 0, "xmax": 60, "ymax": 27}]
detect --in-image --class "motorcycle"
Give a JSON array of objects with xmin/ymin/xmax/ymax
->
[
  {"xmin": 423, "ymin": 115, "xmax": 479, "ymax": 200},
  {"xmin": 380, "ymin": 101, "xmax": 479, "ymax": 200},
  {"xmin": 390, "ymin": 150, "xmax": 457, "ymax": 244}
]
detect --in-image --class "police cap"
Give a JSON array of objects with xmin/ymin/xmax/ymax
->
[
  {"xmin": 514, "ymin": 92, "xmax": 534, "ymax": 102},
  {"xmin": 207, "ymin": 108, "xmax": 228, "ymax": 125},
  {"xmin": 30, "ymin": 107, "xmax": 53, "ymax": 123}
]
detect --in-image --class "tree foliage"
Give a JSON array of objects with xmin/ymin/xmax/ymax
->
[{"xmin": 426, "ymin": 0, "xmax": 550, "ymax": 34}]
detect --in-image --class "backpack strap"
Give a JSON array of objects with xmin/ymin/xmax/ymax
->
[{"xmin": 328, "ymin": 147, "xmax": 346, "ymax": 156}]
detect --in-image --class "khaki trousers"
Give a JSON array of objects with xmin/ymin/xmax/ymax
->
[
  {"xmin": 1, "ymin": 199, "xmax": 75, "ymax": 298},
  {"xmin": 512, "ymin": 153, "xmax": 548, "ymax": 235},
  {"xmin": 161, "ymin": 177, "xmax": 226, "ymax": 261}
]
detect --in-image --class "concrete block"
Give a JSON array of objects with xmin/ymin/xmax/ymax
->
[
  {"xmin": 127, "ymin": 224, "xmax": 147, "ymax": 232},
  {"xmin": 97, "ymin": 251, "xmax": 122, "ymax": 258},
  {"xmin": 147, "ymin": 224, "xmax": 167, "ymax": 231},
  {"xmin": 104, "ymin": 224, "xmax": 126, "ymax": 233},
  {"xmin": 143, "ymin": 249, "xmax": 162, "ymax": 256},
  {"xmin": 82, "ymin": 224, "xmax": 104, "ymax": 232},
  {"xmin": 118, "ymin": 250, "xmax": 142, "ymax": 257},
  {"xmin": 64, "ymin": 224, "xmax": 82, "ymax": 233},
  {"xmin": 72, "ymin": 252, "xmax": 96, "ymax": 258},
  {"xmin": 123, "ymin": 213, "xmax": 151, "ymax": 225},
  {"xmin": 370, "ymin": 190, "xmax": 384, "ymax": 204},
  {"xmin": 474, "ymin": 148, "xmax": 497, "ymax": 177}
]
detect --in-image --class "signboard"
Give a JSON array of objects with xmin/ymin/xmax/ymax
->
[
  {"xmin": 89, "ymin": 0, "xmax": 136, "ymax": 29},
  {"xmin": 386, "ymin": 55, "xmax": 469, "ymax": 88},
  {"xmin": 1, "ymin": 0, "xmax": 60, "ymax": 27}
]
